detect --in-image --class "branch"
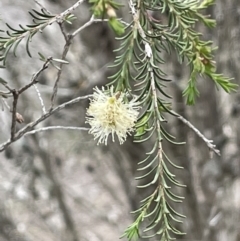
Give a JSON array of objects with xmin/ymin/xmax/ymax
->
[
  {"xmin": 72, "ymin": 16, "xmax": 129, "ymax": 37},
  {"xmin": 19, "ymin": 58, "xmax": 51, "ymax": 94},
  {"xmin": 25, "ymin": 126, "xmax": 89, "ymax": 135},
  {"xmin": 0, "ymin": 0, "xmax": 86, "ymax": 59},
  {"xmin": 176, "ymin": 113, "xmax": 221, "ymax": 156},
  {"xmin": 58, "ymin": 0, "xmax": 85, "ymax": 20},
  {"xmin": 59, "ymin": 22, "xmax": 68, "ymax": 42},
  {"xmin": 34, "ymin": 84, "xmax": 46, "ymax": 114},
  {"xmin": 129, "ymin": 0, "xmax": 152, "ymax": 58},
  {"xmin": 72, "ymin": 15, "xmax": 95, "ymax": 37},
  {"xmin": 51, "ymin": 15, "xmax": 106, "ymax": 107},
  {"xmin": 10, "ymin": 90, "xmax": 18, "ymax": 140},
  {"xmin": 129, "ymin": 0, "xmax": 220, "ymax": 157},
  {"xmin": 5, "ymin": 58, "xmax": 51, "ymax": 140},
  {"xmin": 0, "ymin": 94, "xmax": 91, "ymax": 152},
  {"xmin": 50, "ymin": 35, "xmax": 72, "ymax": 108},
  {"xmin": 50, "ymin": 1, "xmax": 98, "ymax": 108}
]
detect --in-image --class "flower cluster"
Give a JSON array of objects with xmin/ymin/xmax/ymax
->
[{"xmin": 86, "ymin": 86, "xmax": 140, "ymax": 145}]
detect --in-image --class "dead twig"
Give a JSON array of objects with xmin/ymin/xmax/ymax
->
[
  {"xmin": 176, "ymin": 112, "xmax": 221, "ymax": 156},
  {"xmin": 0, "ymin": 94, "xmax": 91, "ymax": 152}
]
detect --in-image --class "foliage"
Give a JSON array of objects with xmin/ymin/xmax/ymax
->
[
  {"xmin": 90, "ymin": 0, "xmax": 125, "ymax": 35},
  {"xmin": 0, "ymin": 8, "xmax": 75, "ymax": 67},
  {"xmin": 0, "ymin": 1, "xmax": 238, "ymax": 241},
  {"xmin": 102, "ymin": 0, "xmax": 237, "ymax": 240}
]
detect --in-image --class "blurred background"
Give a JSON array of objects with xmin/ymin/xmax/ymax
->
[{"xmin": 0, "ymin": 0, "xmax": 239, "ymax": 241}]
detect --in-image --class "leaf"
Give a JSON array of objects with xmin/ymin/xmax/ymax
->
[
  {"xmin": 13, "ymin": 39, "xmax": 22, "ymax": 57},
  {"xmin": 108, "ymin": 17, "xmax": 125, "ymax": 36},
  {"xmin": 52, "ymin": 58, "xmax": 69, "ymax": 64},
  {"xmin": 26, "ymin": 33, "xmax": 32, "ymax": 57},
  {"xmin": 64, "ymin": 14, "xmax": 77, "ymax": 24},
  {"xmin": 182, "ymin": 72, "xmax": 200, "ymax": 106},
  {"xmin": 0, "ymin": 77, "xmax": 7, "ymax": 84},
  {"xmin": 50, "ymin": 62, "xmax": 61, "ymax": 70},
  {"xmin": 38, "ymin": 52, "xmax": 46, "ymax": 61}
]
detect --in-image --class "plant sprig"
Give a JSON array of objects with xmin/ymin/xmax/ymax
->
[
  {"xmin": 107, "ymin": 1, "xmax": 187, "ymax": 240},
  {"xmin": 90, "ymin": 0, "xmax": 125, "ymax": 35},
  {"xmin": 140, "ymin": 0, "xmax": 237, "ymax": 105},
  {"xmin": 0, "ymin": 8, "xmax": 76, "ymax": 67},
  {"xmin": 106, "ymin": 0, "xmax": 235, "ymax": 240}
]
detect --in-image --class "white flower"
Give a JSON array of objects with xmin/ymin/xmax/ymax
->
[{"xmin": 86, "ymin": 86, "xmax": 140, "ymax": 145}]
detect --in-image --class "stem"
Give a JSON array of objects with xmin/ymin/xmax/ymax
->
[{"xmin": 0, "ymin": 94, "xmax": 91, "ymax": 152}]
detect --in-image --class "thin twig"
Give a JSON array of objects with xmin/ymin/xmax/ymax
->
[
  {"xmin": 1, "ymin": 81, "xmax": 13, "ymax": 93},
  {"xmin": 50, "ymin": 35, "xmax": 73, "ymax": 108},
  {"xmin": 19, "ymin": 57, "xmax": 51, "ymax": 94},
  {"xmin": 59, "ymin": 22, "xmax": 68, "ymax": 42},
  {"xmin": 72, "ymin": 16, "xmax": 129, "ymax": 37},
  {"xmin": 10, "ymin": 90, "xmax": 18, "ymax": 140},
  {"xmin": 9, "ymin": 58, "xmax": 51, "ymax": 139},
  {"xmin": 2, "ymin": 57, "xmax": 49, "ymax": 140},
  {"xmin": 25, "ymin": 126, "xmax": 89, "ymax": 135},
  {"xmin": 176, "ymin": 113, "xmax": 221, "ymax": 156},
  {"xmin": 129, "ymin": 0, "xmax": 151, "ymax": 58},
  {"xmin": 50, "ymin": 14, "xmax": 98, "ymax": 108},
  {"xmin": 34, "ymin": 84, "xmax": 46, "ymax": 114},
  {"xmin": 0, "ymin": 94, "xmax": 91, "ymax": 152},
  {"xmin": 58, "ymin": 0, "xmax": 85, "ymax": 20},
  {"xmin": 1, "ymin": 82, "xmax": 19, "ymax": 139},
  {"xmin": 72, "ymin": 15, "xmax": 95, "ymax": 37}
]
